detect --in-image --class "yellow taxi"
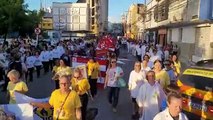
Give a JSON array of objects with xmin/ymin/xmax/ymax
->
[{"xmin": 177, "ymin": 61, "xmax": 213, "ymax": 120}]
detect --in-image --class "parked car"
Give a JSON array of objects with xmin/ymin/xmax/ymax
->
[{"xmin": 177, "ymin": 60, "xmax": 213, "ymax": 120}]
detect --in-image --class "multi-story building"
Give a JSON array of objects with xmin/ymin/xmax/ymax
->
[
  {"xmin": 52, "ymin": 2, "xmax": 89, "ymax": 33},
  {"xmin": 126, "ymin": 4, "xmax": 145, "ymax": 40},
  {"xmin": 41, "ymin": 12, "xmax": 53, "ymax": 30},
  {"xmin": 84, "ymin": 0, "xmax": 108, "ymax": 36},
  {"xmin": 167, "ymin": 0, "xmax": 213, "ymax": 62},
  {"xmin": 145, "ymin": 0, "xmax": 213, "ymax": 62}
]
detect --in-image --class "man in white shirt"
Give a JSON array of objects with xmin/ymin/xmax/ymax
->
[
  {"xmin": 154, "ymin": 92, "xmax": 188, "ymax": 120},
  {"xmin": 150, "ymin": 49, "xmax": 161, "ymax": 62},
  {"xmin": 57, "ymin": 42, "xmax": 65, "ymax": 57},
  {"xmin": 136, "ymin": 44, "xmax": 142, "ymax": 61},
  {"xmin": 40, "ymin": 47, "xmax": 50, "ymax": 73},
  {"xmin": 52, "ymin": 46, "xmax": 60, "ymax": 63}
]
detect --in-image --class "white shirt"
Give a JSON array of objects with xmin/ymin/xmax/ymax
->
[
  {"xmin": 141, "ymin": 65, "xmax": 151, "ymax": 73},
  {"xmin": 128, "ymin": 70, "xmax": 145, "ymax": 98},
  {"xmin": 34, "ymin": 56, "xmax": 43, "ymax": 66},
  {"xmin": 136, "ymin": 82, "xmax": 166, "ymax": 120},
  {"xmin": 136, "ymin": 45, "xmax": 142, "ymax": 55},
  {"xmin": 40, "ymin": 51, "xmax": 50, "ymax": 62},
  {"xmin": 25, "ymin": 56, "xmax": 36, "ymax": 68},
  {"xmin": 19, "ymin": 47, "xmax": 25, "ymax": 54},
  {"xmin": 153, "ymin": 108, "xmax": 188, "ymax": 120},
  {"xmin": 57, "ymin": 45, "xmax": 65, "ymax": 57},
  {"xmin": 150, "ymin": 54, "xmax": 161, "ymax": 62},
  {"xmin": 49, "ymin": 50, "xmax": 53, "ymax": 60},
  {"xmin": 52, "ymin": 48, "xmax": 60, "ymax": 59}
]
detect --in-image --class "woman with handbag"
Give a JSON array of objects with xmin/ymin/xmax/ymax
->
[
  {"xmin": 71, "ymin": 68, "xmax": 91, "ymax": 120},
  {"xmin": 104, "ymin": 57, "xmax": 124, "ymax": 113},
  {"xmin": 30, "ymin": 75, "xmax": 82, "ymax": 120}
]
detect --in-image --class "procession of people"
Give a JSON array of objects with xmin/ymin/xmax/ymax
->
[{"xmin": 0, "ymin": 36, "xmax": 188, "ymax": 120}]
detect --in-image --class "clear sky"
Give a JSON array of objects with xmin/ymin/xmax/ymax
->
[{"xmin": 25, "ymin": 0, "xmax": 145, "ymax": 23}]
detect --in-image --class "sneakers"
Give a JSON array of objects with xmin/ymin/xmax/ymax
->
[{"xmin": 112, "ymin": 108, "xmax": 117, "ymax": 113}]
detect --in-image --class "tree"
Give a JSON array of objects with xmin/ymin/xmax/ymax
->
[{"xmin": 0, "ymin": 0, "xmax": 42, "ymax": 39}]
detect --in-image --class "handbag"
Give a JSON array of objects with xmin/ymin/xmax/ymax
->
[
  {"xmin": 56, "ymin": 91, "xmax": 71, "ymax": 120},
  {"xmin": 116, "ymin": 67, "xmax": 126, "ymax": 87},
  {"xmin": 117, "ymin": 78, "xmax": 126, "ymax": 87}
]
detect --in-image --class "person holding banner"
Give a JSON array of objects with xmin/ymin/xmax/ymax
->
[
  {"xmin": 87, "ymin": 58, "xmax": 100, "ymax": 98},
  {"xmin": 30, "ymin": 75, "xmax": 82, "ymax": 120},
  {"xmin": 7, "ymin": 70, "xmax": 28, "ymax": 104},
  {"xmin": 52, "ymin": 58, "xmax": 72, "ymax": 89},
  {"xmin": 71, "ymin": 68, "xmax": 91, "ymax": 120}
]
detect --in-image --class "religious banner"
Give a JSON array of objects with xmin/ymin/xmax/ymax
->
[
  {"xmin": 14, "ymin": 92, "xmax": 53, "ymax": 120},
  {"xmin": 72, "ymin": 56, "xmax": 108, "ymax": 89},
  {"xmin": 0, "ymin": 103, "xmax": 33, "ymax": 120}
]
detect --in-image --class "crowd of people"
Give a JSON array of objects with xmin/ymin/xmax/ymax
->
[
  {"xmin": 0, "ymin": 37, "xmax": 189, "ymax": 120},
  {"xmin": 125, "ymin": 40, "xmax": 188, "ymax": 120}
]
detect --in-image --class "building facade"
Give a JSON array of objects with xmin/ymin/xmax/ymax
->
[
  {"xmin": 86, "ymin": 0, "xmax": 108, "ymax": 36},
  {"xmin": 52, "ymin": 2, "xmax": 89, "ymax": 32},
  {"xmin": 126, "ymin": 4, "xmax": 145, "ymax": 40},
  {"xmin": 145, "ymin": 0, "xmax": 213, "ymax": 62}
]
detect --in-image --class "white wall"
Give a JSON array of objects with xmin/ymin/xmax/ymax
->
[
  {"xmin": 182, "ymin": 27, "xmax": 195, "ymax": 43},
  {"xmin": 171, "ymin": 28, "xmax": 179, "ymax": 42}
]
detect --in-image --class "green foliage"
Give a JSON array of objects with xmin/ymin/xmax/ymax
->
[{"xmin": 0, "ymin": 0, "xmax": 42, "ymax": 38}]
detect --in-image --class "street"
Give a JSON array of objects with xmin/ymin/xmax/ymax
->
[{"xmin": 0, "ymin": 48, "xmax": 136, "ymax": 120}]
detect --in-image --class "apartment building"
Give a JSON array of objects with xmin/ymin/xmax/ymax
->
[
  {"xmin": 52, "ymin": 2, "xmax": 89, "ymax": 32},
  {"xmin": 126, "ymin": 4, "xmax": 145, "ymax": 39},
  {"xmin": 145, "ymin": 0, "xmax": 213, "ymax": 62}
]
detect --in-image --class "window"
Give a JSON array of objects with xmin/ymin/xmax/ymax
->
[
  {"xmin": 180, "ymin": 74, "xmax": 213, "ymax": 91},
  {"xmin": 91, "ymin": 0, "xmax": 95, "ymax": 7},
  {"xmin": 179, "ymin": 28, "xmax": 183, "ymax": 42},
  {"xmin": 169, "ymin": 29, "xmax": 172, "ymax": 41},
  {"xmin": 92, "ymin": 18, "xmax": 95, "ymax": 25},
  {"xmin": 73, "ymin": 16, "xmax": 79, "ymax": 23},
  {"xmin": 92, "ymin": 8, "xmax": 95, "ymax": 16}
]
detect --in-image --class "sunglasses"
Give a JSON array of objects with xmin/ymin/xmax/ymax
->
[{"xmin": 111, "ymin": 61, "xmax": 116, "ymax": 63}]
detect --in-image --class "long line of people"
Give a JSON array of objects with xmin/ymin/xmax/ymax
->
[{"xmin": 127, "ymin": 40, "xmax": 187, "ymax": 120}]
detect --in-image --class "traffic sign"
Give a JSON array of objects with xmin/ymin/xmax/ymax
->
[{"xmin": 34, "ymin": 28, "xmax": 41, "ymax": 35}]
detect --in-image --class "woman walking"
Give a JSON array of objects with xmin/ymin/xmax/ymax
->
[
  {"xmin": 71, "ymin": 68, "xmax": 90, "ymax": 120},
  {"xmin": 104, "ymin": 57, "xmax": 124, "ymax": 112},
  {"xmin": 128, "ymin": 61, "xmax": 146, "ymax": 119}
]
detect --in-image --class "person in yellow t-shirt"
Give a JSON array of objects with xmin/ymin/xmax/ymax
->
[
  {"xmin": 7, "ymin": 70, "xmax": 28, "ymax": 104},
  {"xmin": 52, "ymin": 58, "xmax": 72, "ymax": 89},
  {"xmin": 172, "ymin": 54, "xmax": 181, "ymax": 76},
  {"xmin": 71, "ymin": 68, "xmax": 90, "ymax": 120},
  {"xmin": 31, "ymin": 75, "xmax": 82, "ymax": 120},
  {"xmin": 153, "ymin": 60, "xmax": 170, "ymax": 90},
  {"xmin": 87, "ymin": 58, "xmax": 100, "ymax": 97}
]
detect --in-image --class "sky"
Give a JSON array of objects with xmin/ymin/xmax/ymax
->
[{"xmin": 25, "ymin": 0, "xmax": 145, "ymax": 23}]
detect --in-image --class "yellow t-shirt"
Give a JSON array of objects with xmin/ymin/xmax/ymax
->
[
  {"xmin": 87, "ymin": 61, "xmax": 100, "ymax": 79},
  {"xmin": 52, "ymin": 66, "xmax": 59, "ymax": 73},
  {"xmin": 49, "ymin": 89, "xmax": 82, "ymax": 120},
  {"xmin": 155, "ymin": 70, "xmax": 170, "ymax": 89},
  {"xmin": 56, "ymin": 66, "xmax": 72, "ymax": 76},
  {"xmin": 174, "ymin": 61, "xmax": 181, "ymax": 74},
  {"xmin": 7, "ymin": 81, "xmax": 28, "ymax": 104},
  {"xmin": 71, "ymin": 78, "xmax": 90, "ymax": 95}
]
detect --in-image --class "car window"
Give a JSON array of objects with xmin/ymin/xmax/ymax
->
[{"xmin": 180, "ymin": 74, "xmax": 213, "ymax": 91}]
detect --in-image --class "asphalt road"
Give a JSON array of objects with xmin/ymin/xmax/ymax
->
[{"xmin": 0, "ymin": 47, "xmax": 136, "ymax": 120}]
